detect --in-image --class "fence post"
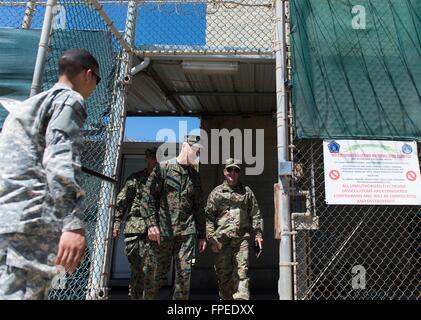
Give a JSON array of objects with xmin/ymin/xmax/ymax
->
[
  {"xmin": 275, "ymin": 0, "xmax": 293, "ymax": 300},
  {"xmin": 85, "ymin": 0, "xmax": 138, "ymax": 300},
  {"xmin": 30, "ymin": 0, "xmax": 57, "ymax": 96}
]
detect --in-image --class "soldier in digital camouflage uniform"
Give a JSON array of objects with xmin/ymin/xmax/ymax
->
[
  {"xmin": 112, "ymin": 147, "xmax": 158, "ymax": 300},
  {"xmin": 146, "ymin": 135, "xmax": 207, "ymax": 300},
  {"xmin": 0, "ymin": 49, "xmax": 100, "ymax": 299},
  {"xmin": 206, "ymin": 158, "xmax": 264, "ymax": 300}
]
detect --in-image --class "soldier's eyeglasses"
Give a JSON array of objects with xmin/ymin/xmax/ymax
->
[
  {"xmin": 83, "ymin": 66, "xmax": 101, "ymax": 85},
  {"xmin": 227, "ymin": 167, "xmax": 240, "ymax": 173}
]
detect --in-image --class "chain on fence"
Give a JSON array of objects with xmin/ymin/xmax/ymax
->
[{"xmin": 290, "ymin": 139, "xmax": 420, "ymax": 300}]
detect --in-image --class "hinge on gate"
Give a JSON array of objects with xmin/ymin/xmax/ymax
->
[
  {"xmin": 281, "ymin": 231, "xmax": 298, "ymax": 236},
  {"xmin": 279, "ymin": 262, "xmax": 299, "ymax": 266},
  {"xmin": 279, "ymin": 161, "xmax": 293, "ymax": 176}
]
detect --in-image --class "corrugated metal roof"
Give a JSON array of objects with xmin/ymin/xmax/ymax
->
[{"xmin": 127, "ymin": 56, "xmax": 276, "ymax": 116}]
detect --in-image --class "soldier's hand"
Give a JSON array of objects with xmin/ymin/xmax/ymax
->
[
  {"xmin": 55, "ymin": 229, "xmax": 86, "ymax": 274},
  {"xmin": 255, "ymin": 236, "xmax": 263, "ymax": 250},
  {"xmin": 113, "ymin": 229, "xmax": 120, "ymax": 238},
  {"xmin": 148, "ymin": 226, "xmax": 161, "ymax": 245},
  {"xmin": 198, "ymin": 239, "xmax": 207, "ymax": 253},
  {"xmin": 210, "ymin": 243, "xmax": 220, "ymax": 253}
]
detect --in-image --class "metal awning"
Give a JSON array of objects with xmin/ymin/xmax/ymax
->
[{"xmin": 126, "ymin": 54, "xmax": 276, "ymax": 117}]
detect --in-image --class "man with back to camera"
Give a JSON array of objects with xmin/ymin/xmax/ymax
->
[
  {"xmin": 112, "ymin": 147, "xmax": 159, "ymax": 300},
  {"xmin": 206, "ymin": 158, "xmax": 264, "ymax": 300},
  {"xmin": 0, "ymin": 48, "xmax": 100, "ymax": 299}
]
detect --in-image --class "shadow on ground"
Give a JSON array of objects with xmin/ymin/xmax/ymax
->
[{"xmin": 109, "ymin": 286, "xmax": 278, "ymax": 300}]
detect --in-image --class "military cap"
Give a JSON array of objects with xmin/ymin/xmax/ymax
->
[
  {"xmin": 184, "ymin": 135, "xmax": 203, "ymax": 149},
  {"xmin": 145, "ymin": 147, "xmax": 158, "ymax": 159},
  {"xmin": 225, "ymin": 158, "xmax": 241, "ymax": 170}
]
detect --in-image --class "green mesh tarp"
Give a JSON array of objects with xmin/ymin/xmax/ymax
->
[
  {"xmin": 43, "ymin": 29, "xmax": 116, "ymax": 130},
  {"xmin": 0, "ymin": 29, "xmax": 40, "ymax": 128},
  {"xmin": 0, "ymin": 28, "xmax": 116, "ymax": 132},
  {"xmin": 290, "ymin": 0, "xmax": 421, "ymax": 140}
]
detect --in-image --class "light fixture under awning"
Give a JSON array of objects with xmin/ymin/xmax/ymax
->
[{"xmin": 181, "ymin": 61, "xmax": 239, "ymax": 75}]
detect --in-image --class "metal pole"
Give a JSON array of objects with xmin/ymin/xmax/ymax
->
[
  {"xmin": 30, "ymin": 0, "xmax": 57, "ymax": 96},
  {"xmin": 21, "ymin": 0, "xmax": 37, "ymax": 29},
  {"xmin": 275, "ymin": 0, "xmax": 293, "ymax": 300},
  {"xmin": 85, "ymin": 0, "xmax": 137, "ymax": 300},
  {"xmin": 86, "ymin": 0, "xmax": 132, "ymax": 53}
]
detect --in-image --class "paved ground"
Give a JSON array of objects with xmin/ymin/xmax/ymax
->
[{"xmin": 109, "ymin": 286, "xmax": 278, "ymax": 300}]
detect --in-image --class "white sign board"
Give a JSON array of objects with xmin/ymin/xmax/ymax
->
[{"xmin": 323, "ymin": 140, "xmax": 421, "ymax": 205}]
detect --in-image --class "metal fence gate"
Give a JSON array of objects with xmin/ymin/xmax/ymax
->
[
  {"xmin": 0, "ymin": 0, "xmax": 132, "ymax": 299},
  {"xmin": 44, "ymin": 0, "xmax": 131, "ymax": 300}
]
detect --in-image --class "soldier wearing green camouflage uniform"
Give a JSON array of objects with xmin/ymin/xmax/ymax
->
[
  {"xmin": 0, "ymin": 49, "xmax": 100, "ymax": 299},
  {"xmin": 146, "ymin": 135, "xmax": 207, "ymax": 300},
  {"xmin": 206, "ymin": 158, "xmax": 264, "ymax": 300},
  {"xmin": 112, "ymin": 148, "xmax": 158, "ymax": 300}
]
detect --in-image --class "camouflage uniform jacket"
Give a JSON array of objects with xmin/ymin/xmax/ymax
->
[
  {"xmin": 0, "ymin": 83, "xmax": 86, "ymax": 235},
  {"xmin": 206, "ymin": 181, "xmax": 263, "ymax": 244},
  {"xmin": 113, "ymin": 168, "xmax": 157, "ymax": 235},
  {"xmin": 146, "ymin": 159, "xmax": 206, "ymax": 239}
]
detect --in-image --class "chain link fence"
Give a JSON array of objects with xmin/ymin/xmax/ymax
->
[
  {"xmin": 0, "ymin": 0, "xmax": 130, "ymax": 299},
  {"xmin": 290, "ymin": 139, "xmax": 420, "ymax": 300},
  {"xmin": 2, "ymin": 0, "xmax": 419, "ymax": 301},
  {"xmin": 0, "ymin": 0, "xmax": 276, "ymax": 301},
  {"xmin": 134, "ymin": 0, "xmax": 274, "ymax": 54},
  {"xmin": 44, "ymin": 0, "xmax": 130, "ymax": 300},
  {"xmin": 286, "ymin": 0, "xmax": 420, "ymax": 300},
  {"xmin": 0, "ymin": 0, "xmax": 44, "ymax": 28}
]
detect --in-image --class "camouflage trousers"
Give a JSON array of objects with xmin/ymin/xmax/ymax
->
[
  {"xmin": 214, "ymin": 236, "xmax": 250, "ymax": 300},
  {"xmin": 124, "ymin": 234, "xmax": 156, "ymax": 300},
  {"xmin": 154, "ymin": 235, "xmax": 195, "ymax": 300},
  {"xmin": 0, "ymin": 232, "xmax": 59, "ymax": 300}
]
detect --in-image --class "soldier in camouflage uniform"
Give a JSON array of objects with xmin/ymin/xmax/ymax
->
[
  {"xmin": 146, "ymin": 135, "xmax": 207, "ymax": 300},
  {"xmin": 112, "ymin": 148, "xmax": 158, "ymax": 300},
  {"xmin": 206, "ymin": 158, "xmax": 264, "ymax": 300},
  {"xmin": 0, "ymin": 49, "xmax": 100, "ymax": 299}
]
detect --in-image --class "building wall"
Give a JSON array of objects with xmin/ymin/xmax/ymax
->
[{"xmin": 191, "ymin": 115, "xmax": 279, "ymax": 296}]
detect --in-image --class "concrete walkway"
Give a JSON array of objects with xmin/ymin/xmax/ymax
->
[{"xmin": 109, "ymin": 286, "xmax": 278, "ymax": 300}]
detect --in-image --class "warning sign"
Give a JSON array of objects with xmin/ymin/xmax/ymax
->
[
  {"xmin": 329, "ymin": 170, "xmax": 340, "ymax": 180},
  {"xmin": 323, "ymin": 140, "xmax": 421, "ymax": 205},
  {"xmin": 406, "ymin": 171, "xmax": 417, "ymax": 182}
]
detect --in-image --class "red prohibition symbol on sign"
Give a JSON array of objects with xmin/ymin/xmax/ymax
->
[
  {"xmin": 329, "ymin": 170, "xmax": 341, "ymax": 180},
  {"xmin": 406, "ymin": 171, "xmax": 417, "ymax": 181}
]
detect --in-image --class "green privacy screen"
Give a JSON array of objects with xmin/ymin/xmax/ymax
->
[
  {"xmin": 0, "ymin": 29, "xmax": 40, "ymax": 128},
  {"xmin": 290, "ymin": 0, "xmax": 421, "ymax": 140}
]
